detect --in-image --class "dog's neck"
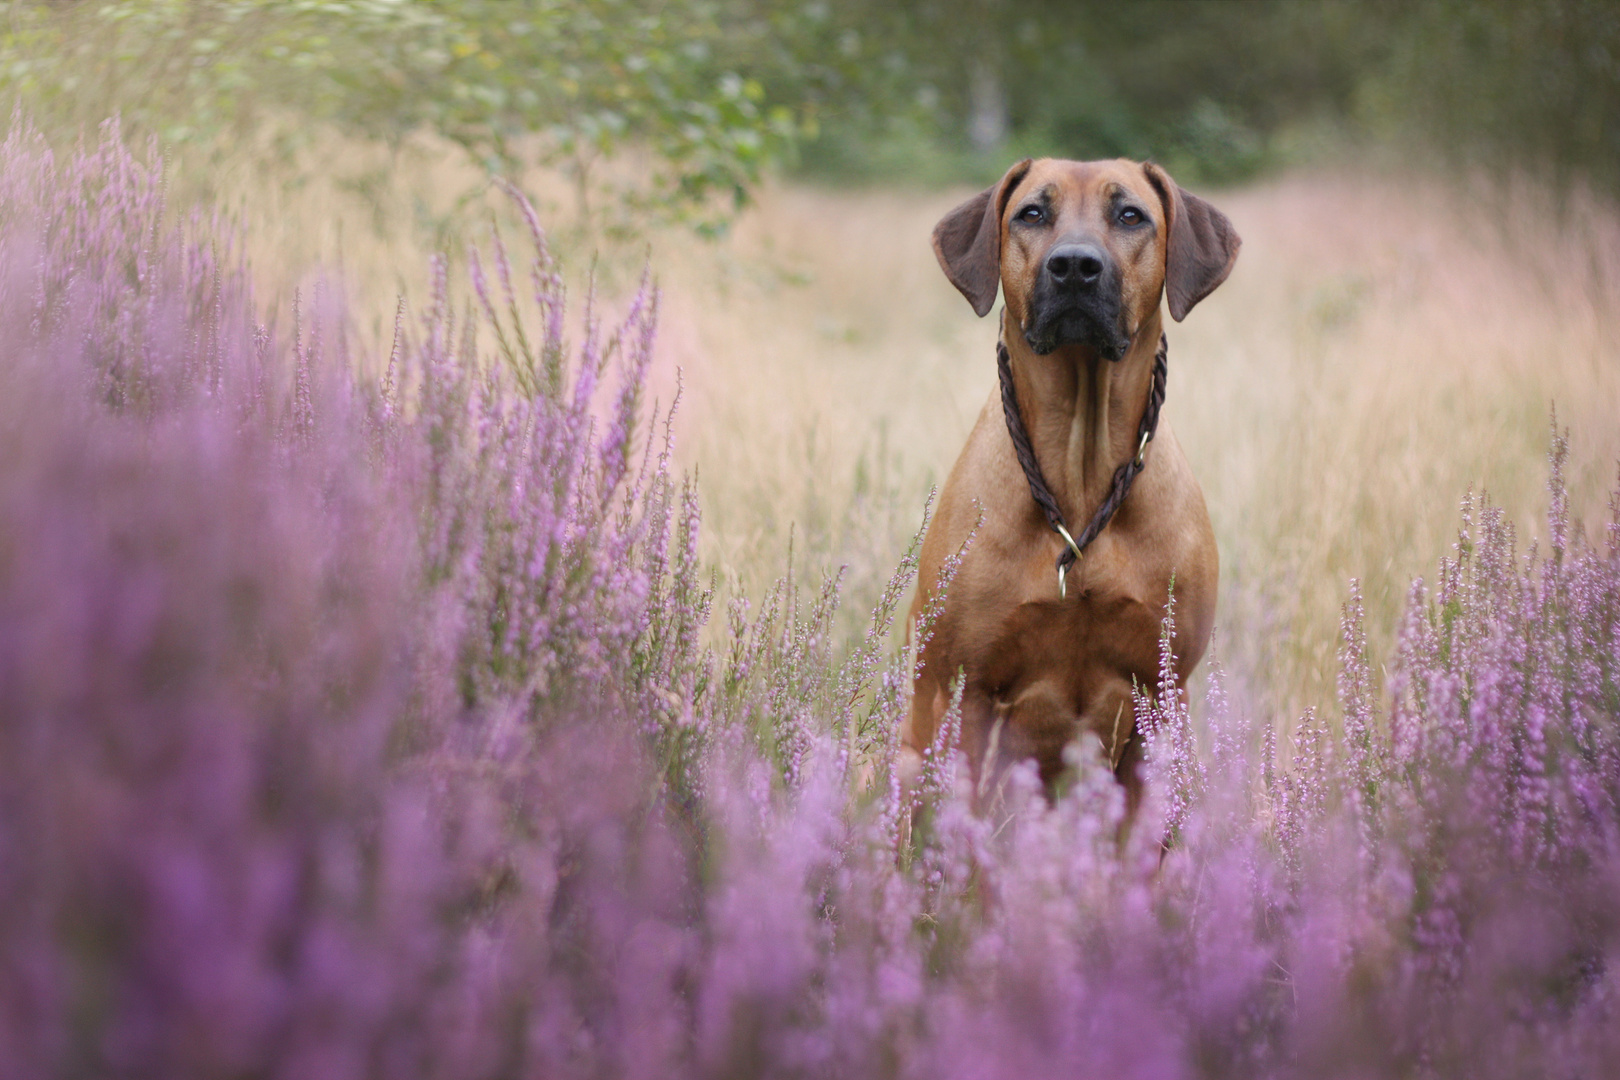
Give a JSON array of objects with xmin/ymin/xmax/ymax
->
[{"xmin": 999, "ymin": 308, "xmax": 1165, "ymax": 527}]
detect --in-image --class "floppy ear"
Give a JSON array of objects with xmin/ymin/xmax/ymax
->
[
  {"xmin": 1142, "ymin": 162, "xmax": 1241, "ymax": 321},
  {"xmin": 931, "ymin": 158, "xmax": 1032, "ymax": 317}
]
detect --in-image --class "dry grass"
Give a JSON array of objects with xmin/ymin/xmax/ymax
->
[
  {"xmin": 658, "ymin": 168, "xmax": 1620, "ymax": 722},
  {"xmin": 191, "ymin": 129, "xmax": 1620, "ymax": 726}
]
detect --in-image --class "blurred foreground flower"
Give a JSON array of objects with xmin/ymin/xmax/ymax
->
[{"xmin": 0, "ymin": 116, "xmax": 1615, "ymax": 1079}]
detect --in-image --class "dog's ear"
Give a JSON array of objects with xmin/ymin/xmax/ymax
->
[
  {"xmin": 932, "ymin": 158, "xmax": 1032, "ymax": 317},
  {"xmin": 1142, "ymin": 162, "xmax": 1241, "ymax": 321}
]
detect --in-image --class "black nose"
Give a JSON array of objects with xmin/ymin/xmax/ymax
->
[{"xmin": 1045, "ymin": 243, "xmax": 1105, "ymax": 287}]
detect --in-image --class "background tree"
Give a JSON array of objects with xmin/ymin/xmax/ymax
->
[{"xmin": 5, "ymin": 0, "xmax": 1616, "ymax": 232}]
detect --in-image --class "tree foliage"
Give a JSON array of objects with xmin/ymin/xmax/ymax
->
[
  {"xmin": 1, "ymin": 0, "xmax": 808, "ymax": 232},
  {"xmin": 4, "ymin": 0, "xmax": 1616, "ymax": 230},
  {"xmin": 1367, "ymin": 0, "xmax": 1620, "ymax": 194}
]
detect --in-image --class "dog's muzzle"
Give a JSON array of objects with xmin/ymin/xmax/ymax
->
[{"xmin": 1023, "ymin": 241, "xmax": 1130, "ymax": 359}]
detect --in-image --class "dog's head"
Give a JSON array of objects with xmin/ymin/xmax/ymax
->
[{"xmin": 932, "ymin": 157, "xmax": 1240, "ymax": 358}]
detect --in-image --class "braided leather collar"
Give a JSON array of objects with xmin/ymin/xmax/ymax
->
[{"xmin": 996, "ymin": 332, "xmax": 1169, "ymax": 598}]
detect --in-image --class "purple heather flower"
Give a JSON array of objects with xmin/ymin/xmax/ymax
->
[{"xmin": 1, "ymin": 113, "xmax": 1617, "ymax": 1079}]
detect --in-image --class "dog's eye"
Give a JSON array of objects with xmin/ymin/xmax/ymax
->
[
  {"xmin": 1018, "ymin": 206, "xmax": 1043, "ymax": 224},
  {"xmin": 1119, "ymin": 207, "xmax": 1144, "ymax": 226}
]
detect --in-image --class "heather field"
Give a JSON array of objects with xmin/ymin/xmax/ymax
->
[{"xmin": 3, "ymin": 112, "xmax": 1619, "ymax": 1080}]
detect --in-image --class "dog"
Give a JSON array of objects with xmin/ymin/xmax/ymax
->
[{"xmin": 902, "ymin": 157, "xmax": 1239, "ymax": 808}]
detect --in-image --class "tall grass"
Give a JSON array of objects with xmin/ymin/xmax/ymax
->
[
  {"xmin": 170, "ymin": 126, "xmax": 1620, "ymax": 713},
  {"xmin": 2, "ymin": 118, "xmax": 1617, "ymax": 1078},
  {"xmin": 653, "ymin": 169, "xmax": 1620, "ymax": 721}
]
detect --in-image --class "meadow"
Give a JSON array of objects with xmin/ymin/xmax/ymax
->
[
  {"xmin": 209, "ymin": 124, "xmax": 1620, "ymax": 719},
  {"xmin": 1, "ymin": 114, "xmax": 1618, "ymax": 1078}
]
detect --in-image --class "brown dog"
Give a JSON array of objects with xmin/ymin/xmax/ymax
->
[{"xmin": 903, "ymin": 157, "xmax": 1239, "ymax": 806}]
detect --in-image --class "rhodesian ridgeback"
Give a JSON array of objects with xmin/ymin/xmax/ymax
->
[{"xmin": 903, "ymin": 157, "xmax": 1239, "ymax": 807}]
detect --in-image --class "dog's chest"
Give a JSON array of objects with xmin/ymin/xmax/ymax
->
[{"xmin": 969, "ymin": 571, "xmax": 1166, "ymax": 701}]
